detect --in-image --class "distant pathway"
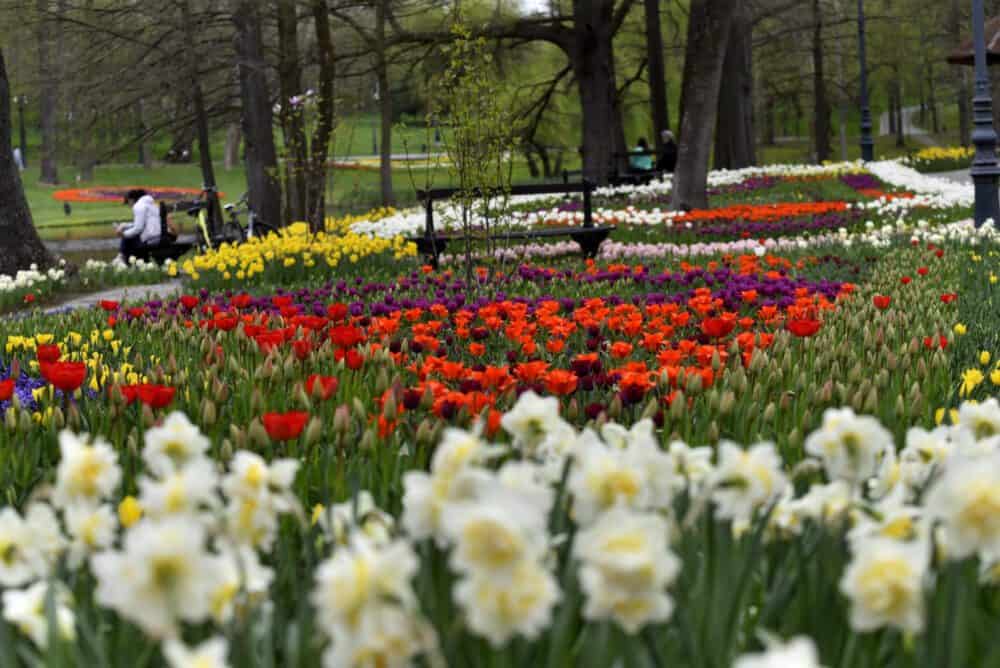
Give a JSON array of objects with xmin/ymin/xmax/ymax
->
[
  {"xmin": 43, "ymin": 281, "xmax": 183, "ymax": 315},
  {"xmin": 879, "ymin": 105, "xmax": 937, "ymax": 147}
]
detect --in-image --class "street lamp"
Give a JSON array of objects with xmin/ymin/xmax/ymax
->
[
  {"xmin": 971, "ymin": 0, "xmax": 1000, "ymax": 227},
  {"xmin": 856, "ymin": 0, "xmax": 874, "ymax": 162}
]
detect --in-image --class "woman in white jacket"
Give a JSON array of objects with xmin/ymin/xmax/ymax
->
[{"xmin": 116, "ymin": 189, "xmax": 162, "ymax": 261}]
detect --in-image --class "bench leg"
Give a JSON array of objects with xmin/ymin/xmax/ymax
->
[{"xmin": 574, "ymin": 236, "xmax": 602, "ymax": 260}]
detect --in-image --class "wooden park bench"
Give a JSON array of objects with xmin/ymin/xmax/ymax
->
[
  {"xmin": 410, "ymin": 181, "xmax": 615, "ymax": 269},
  {"xmin": 610, "ymin": 150, "xmax": 666, "ymax": 186}
]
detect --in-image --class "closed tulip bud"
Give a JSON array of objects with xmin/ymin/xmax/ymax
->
[
  {"xmin": 886, "ymin": 352, "xmax": 897, "ymax": 372},
  {"xmin": 917, "ymin": 358, "xmax": 928, "ymax": 378},
  {"xmin": 51, "ymin": 406, "xmax": 65, "ymax": 430},
  {"xmin": 780, "ymin": 392, "xmax": 793, "ymax": 411},
  {"xmin": 762, "ymin": 402, "xmax": 775, "ymax": 423},
  {"xmin": 304, "ymin": 417, "xmax": 323, "ymax": 446},
  {"xmin": 706, "ymin": 389, "xmax": 719, "ymax": 412},
  {"xmin": 829, "ymin": 360, "xmax": 841, "ymax": 378},
  {"xmin": 421, "ymin": 386, "xmax": 435, "ymax": 411},
  {"xmin": 908, "ymin": 338, "xmax": 920, "ymax": 355},
  {"xmin": 353, "ymin": 398, "xmax": 367, "ymax": 423},
  {"xmin": 908, "ymin": 382, "xmax": 920, "ymax": 402},
  {"xmin": 18, "ymin": 410, "xmax": 32, "ymax": 433},
  {"xmin": 851, "ymin": 389, "xmax": 864, "ymax": 412},
  {"xmin": 706, "ymin": 421, "xmax": 719, "ymax": 443},
  {"xmin": 127, "ymin": 431, "xmax": 139, "ymax": 458},
  {"xmin": 201, "ymin": 399, "xmax": 217, "ymax": 427},
  {"xmin": 848, "ymin": 362, "xmax": 862, "ymax": 384},
  {"xmin": 251, "ymin": 388, "xmax": 264, "ymax": 415},
  {"xmin": 297, "ymin": 386, "xmax": 312, "ymax": 410},
  {"xmin": 229, "ymin": 424, "xmax": 247, "ymax": 449},
  {"xmin": 641, "ymin": 397, "xmax": 658, "ymax": 420},
  {"xmin": 375, "ymin": 368, "xmax": 390, "ymax": 395},
  {"xmin": 863, "ymin": 387, "xmax": 878, "ymax": 413},
  {"xmin": 607, "ymin": 395, "xmax": 623, "ymax": 420},
  {"xmin": 835, "ymin": 382, "xmax": 847, "ymax": 403},
  {"xmin": 595, "ymin": 411, "xmax": 608, "ymax": 429},
  {"xmin": 4, "ymin": 407, "xmax": 15, "ymax": 432},
  {"xmin": 382, "ymin": 394, "xmax": 397, "ymax": 422},
  {"xmin": 685, "ymin": 372, "xmax": 702, "ymax": 395},
  {"xmin": 752, "ymin": 383, "xmax": 762, "ymax": 403},
  {"xmin": 749, "ymin": 351, "xmax": 766, "ymax": 374},
  {"xmin": 141, "ymin": 403, "xmax": 155, "ymax": 428},
  {"xmin": 228, "ymin": 355, "xmax": 242, "ymax": 376},
  {"xmin": 711, "ymin": 350, "xmax": 721, "ymax": 371},
  {"xmin": 200, "ymin": 338, "xmax": 211, "ymax": 356},
  {"xmin": 670, "ymin": 391, "xmax": 686, "ymax": 420},
  {"xmin": 895, "ymin": 395, "xmax": 905, "ymax": 417},
  {"xmin": 220, "ymin": 439, "xmax": 234, "ymax": 462},
  {"xmin": 801, "ymin": 408, "xmax": 812, "ymax": 427},
  {"xmin": 334, "ymin": 404, "xmax": 351, "ymax": 435},
  {"xmin": 819, "ymin": 380, "xmax": 833, "ymax": 403},
  {"xmin": 788, "ymin": 427, "xmax": 802, "ymax": 450},
  {"xmin": 282, "ymin": 355, "xmax": 296, "ymax": 378},
  {"xmin": 566, "ymin": 399, "xmax": 580, "ymax": 421},
  {"xmin": 719, "ymin": 390, "xmax": 735, "ymax": 416},
  {"xmin": 249, "ymin": 420, "xmax": 270, "ymax": 447},
  {"xmin": 416, "ymin": 419, "xmax": 435, "ymax": 446}
]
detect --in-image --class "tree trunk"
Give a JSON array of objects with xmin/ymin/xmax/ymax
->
[
  {"xmin": 233, "ymin": 0, "xmax": 282, "ymax": 229},
  {"xmin": 671, "ymin": 0, "xmax": 740, "ymax": 209},
  {"xmin": 644, "ymin": 0, "xmax": 669, "ymax": 148},
  {"xmin": 307, "ymin": 0, "xmax": 335, "ymax": 232},
  {"xmin": 570, "ymin": 0, "xmax": 626, "ymax": 184},
  {"xmin": 138, "ymin": 100, "xmax": 153, "ymax": 169},
  {"xmin": 764, "ymin": 95, "xmax": 775, "ymax": 145},
  {"xmin": 180, "ymin": 0, "xmax": 221, "ymax": 233},
  {"xmin": 894, "ymin": 75, "xmax": 905, "ymax": 148},
  {"xmin": 926, "ymin": 63, "xmax": 939, "ymax": 134},
  {"xmin": 0, "ymin": 49, "xmax": 54, "ymax": 276},
  {"xmin": 277, "ymin": 0, "xmax": 307, "ymax": 223},
  {"xmin": 224, "ymin": 123, "xmax": 241, "ymax": 171},
  {"xmin": 36, "ymin": 0, "xmax": 58, "ymax": 184},
  {"xmin": 811, "ymin": 0, "xmax": 831, "ymax": 163},
  {"xmin": 713, "ymin": 2, "xmax": 754, "ymax": 169},
  {"xmin": 376, "ymin": 0, "xmax": 394, "ymax": 206}
]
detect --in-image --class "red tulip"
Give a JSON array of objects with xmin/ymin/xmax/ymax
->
[
  {"xmin": 872, "ymin": 295, "xmax": 891, "ymax": 310},
  {"xmin": 99, "ymin": 300, "xmax": 119, "ymax": 312},
  {"xmin": 255, "ymin": 331, "xmax": 285, "ymax": 354},
  {"xmin": 900, "ymin": 276, "xmax": 912, "ymax": 285},
  {"xmin": 0, "ymin": 379, "xmax": 14, "ymax": 401},
  {"xmin": 545, "ymin": 370, "xmax": 579, "ymax": 396},
  {"xmin": 935, "ymin": 249, "xmax": 944, "ymax": 258},
  {"xmin": 700, "ymin": 317, "xmax": 736, "ymax": 339},
  {"xmin": 272, "ymin": 295, "xmax": 294, "ymax": 309},
  {"xmin": 23, "ymin": 294, "xmax": 35, "ymax": 304},
  {"xmin": 118, "ymin": 385, "xmax": 141, "ymax": 405},
  {"xmin": 36, "ymin": 344, "xmax": 61, "ymax": 363},
  {"xmin": 231, "ymin": 294, "xmax": 253, "ymax": 309},
  {"xmin": 292, "ymin": 339, "xmax": 314, "ymax": 361},
  {"xmin": 180, "ymin": 295, "xmax": 199, "ymax": 310},
  {"xmin": 787, "ymin": 318, "xmax": 822, "ymax": 337},
  {"xmin": 279, "ymin": 305, "xmax": 300, "ymax": 319},
  {"xmin": 940, "ymin": 293, "xmax": 957, "ymax": 304},
  {"xmin": 214, "ymin": 316, "xmax": 239, "ymax": 332},
  {"xmin": 304, "ymin": 374, "xmax": 339, "ymax": 400},
  {"xmin": 327, "ymin": 303, "xmax": 349, "ymax": 321},
  {"xmin": 127, "ymin": 307, "xmax": 145, "ymax": 318},
  {"xmin": 137, "ymin": 384, "xmax": 176, "ymax": 409},
  {"xmin": 262, "ymin": 411, "xmax": 309, "ymax": 442},
  {"xmin": 42, "ymin": 362, "xmax": 87, "ymax": 393},
  {"xmin": 329, "ymin": 325, "xmax": 365, "ymax": 349},
  {"xmin": 917, "ymin": 267, "xmax": 929, "ymax": 276},
  {"xmin": 345, "ymin": 349, "xmax": 365, "ymax": 370}
]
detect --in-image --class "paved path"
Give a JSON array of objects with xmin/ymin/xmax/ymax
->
[
  {"xmin": 46, "ymin": 235, "xmax": 198, "ymax": 254},
  {"xmin": 879, "ymin": 105, "xmax": 936, "ymax": 147},
  {"xmin": 43, "ymin": 281, "xmax": 183, "ymax": 315}
]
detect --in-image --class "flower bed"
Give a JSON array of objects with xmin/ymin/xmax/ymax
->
[{"xmin": 1, "ymin": 159, "xmax": 998, "ymax": 665}]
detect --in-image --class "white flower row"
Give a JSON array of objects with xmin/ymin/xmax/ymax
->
[
  {"xmin": 865, "ymin": 160, "xmax": 973, "ymax": 207},
  {"xmin": 0, "ymin": 263, "xmax": 66, "ymax": 294}
]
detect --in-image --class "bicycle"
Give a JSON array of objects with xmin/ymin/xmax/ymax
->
[{"xmin": 222, "ymin": 192, "xmax": 280, "ymax": 243}]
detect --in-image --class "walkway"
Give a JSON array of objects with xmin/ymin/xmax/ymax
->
[
  {"xmin": 878, "ymin": 105, "xmax": 936, "ymax": 147},
  {"xmin": 43, "ymin": 281, "xmax": 182, "ymax": 315}
]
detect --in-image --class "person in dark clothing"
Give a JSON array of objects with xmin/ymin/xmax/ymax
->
[{"xmin": 657, "ymin": 130, "xmax": 678, "ymax": 173}]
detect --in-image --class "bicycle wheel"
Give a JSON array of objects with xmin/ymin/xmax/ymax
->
[
  {"xmin": 249, "ymin": 221, "xmax": 279, "ymax": 239},
  {"xmin": 218, "ymin": 222, "xmax": 246, "ymax": 246}
]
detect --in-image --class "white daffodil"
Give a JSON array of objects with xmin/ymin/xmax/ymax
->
[
  {"xmin": 321, "ymin": 603, "xmax": 435, "ymax": 668},
  {"xmin": 0, "ymin": 508, "xmax": 41, "ymax": 587},
  {"xmin": 804, "ymin": 407, "xmax": 893, "ymax": 485},
  {"xmin": 567, "ymin": 429, "xmax": 658, "ymax": 526},
  {"xmin": 925, "ymin": 453, "xmax": 1000, "ymax": 559},
  {"xmin": 454, "ymin": 559, "xmax": 559, "ymax": 647},
  {"xmin": 64, "ymin": 503, "xmax": 117, "ymax": 568},
  {"xmin": 956, "ymin": 398, "xmax": 1000, "ymax": 441},
  {"xmin": 143, "ymin": 412, "xmax": 211, "ymax": 476},
  {"xmin": 311, "ymin": 535, "xmax": 418, "ymax": 634},
  {"xmin": 573, "ymin": 507, "xmax": 680, "ymax": 633},
  {"xmin": 840, "ymin": 537, "xmax": 928, "ymax": 634},
  {"xmin": 163, "ymin": 636, "xmax": 230, "ymax": 668},
  {"xmin": 500, "ymin": 391, "xmax": 565, "ymax": 456},
  {"xmin": 222, "ymin": 452, "xmax": 299, "ymax": 512},
  {"xmin": 206, "ymin": 541, "xmax": 274, "ymax": 624},
  {"xmin": 22, "ymin": 503, "xmax": 66, "ymax": 573},
  {"xmin": 91, "ymin": 517, "xmax": 215, "ymax": 638},
  {"xmin": 711, "ymin": 442, "xmax": 787, "ymax": 522},
  {"xmin": 138, "ymin": 457, "xmax": 219, "ymax": 519},
  {"xmin": 734, "ymin": 635, "xmax": 824, "ymax": 668},
  {"xmin": 2, "ymin": 581, "xmax": 76, "ymax": 649},
  {"xmin": 54, "ymin": 430, "xmax": 121, "ymax": 508}
]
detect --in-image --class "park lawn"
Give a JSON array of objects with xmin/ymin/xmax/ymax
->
[{"xmin": 25, "ymin": 159, "xmax": 554, "ymax": 241}]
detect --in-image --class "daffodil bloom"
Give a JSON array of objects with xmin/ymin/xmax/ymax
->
[
  {"xmin": 982, "ymin": 352, "xmax": 992, "ymax": 365},
  {"xmin": 954, "ymin": 323, "xmax": 968, "ymax": 335}
]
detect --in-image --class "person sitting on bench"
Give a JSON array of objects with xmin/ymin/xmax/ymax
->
[
  {"xmin": 116, "ymin": 189, "xmax": 162, "ymax": 262},
  {"xmin": 629, "ymin": 137, "xmax": 654, "ymax": 173}
]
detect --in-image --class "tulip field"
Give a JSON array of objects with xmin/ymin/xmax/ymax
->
[{"xmin": 2, "ymin": 159, "xmax": 1000, "ymax": 667}]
